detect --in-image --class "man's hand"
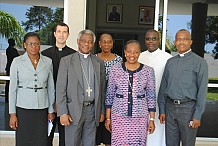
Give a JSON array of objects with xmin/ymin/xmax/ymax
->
[
  {"xmin": 189, "ymin": 118, "xmax": 201, "ymax": 128},
  {"xmin": 10, "ymin": 113, "xmax": 18, "ymax": 130},
  {"xmin": 60, "ymin": 114, "xmax": 73, "ymax": 126},
  {"xmin": 148, "ymin": 121, "xmax": 155, "ymax": 134},
  {"xmin": 159, "ymin": 114, "xmax": 166, "ymax": 124},
  {"xmin": 99, "ymin": 114, "xmax": 105, "ymax": 122}
]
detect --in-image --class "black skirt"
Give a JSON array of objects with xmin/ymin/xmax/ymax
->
[
  {"xmin": 16, "ymin": 107, "xmax": 48, "ymax": 146},
  {"xmin": 96, "ymin": 121, "xmax": 111, "ymax": 145}
]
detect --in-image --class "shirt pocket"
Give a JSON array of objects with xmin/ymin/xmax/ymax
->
[{"xmin": 181, "ymin": 70, "xmax": 193, "ymax": 86}]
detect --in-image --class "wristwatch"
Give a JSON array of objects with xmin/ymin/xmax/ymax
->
[{"xmin": 149, "ymin": 118, "xmax": 155, "ymax": 121}]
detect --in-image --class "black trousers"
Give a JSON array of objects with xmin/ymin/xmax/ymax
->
[
  {"xmin": 48, "ymin": 113, "xmax": 65, "ymax": 146},
  {"xmin": 16, "ymin": 107, "xmax": 48, "ymax": 146}
]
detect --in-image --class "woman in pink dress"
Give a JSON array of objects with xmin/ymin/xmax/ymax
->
[{"xmin": 105, "ymin": 40, "xmax": 156, "ymax": 146}]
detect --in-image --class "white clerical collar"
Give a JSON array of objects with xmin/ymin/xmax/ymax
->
[
  {"xmin": 79, "ymin": 51, "xmax": 90, "ymax": 58},
  {"xmin": 147, "ymin": 48, "xmax": 161, "ymax": 56},
  {"xmin": 179, "ymin": 49, "xmax": 191, "ymax": 57},
  {"xmin": 56, "ymin": 44, "xmax": 65, "ymax": 51},
  {"xmin": 148, "ymin": 48, "xmax": 160, "ymax": 54}
]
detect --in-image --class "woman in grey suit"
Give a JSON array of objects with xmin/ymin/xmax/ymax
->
[{"xmin": 9, "ymin": 32, "xmax": 55, "ymax": 146}]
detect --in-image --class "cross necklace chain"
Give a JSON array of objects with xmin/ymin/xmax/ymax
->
[{"xmin": 81, "ymin": 61, "xmax": 92, "ymax": 97}]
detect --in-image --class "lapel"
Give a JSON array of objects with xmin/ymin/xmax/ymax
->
[
  {"xmin": 72, "ymin": 52, "xmax": 84, "ymax": 89},
  {"xmin": 21, "ymin": 52, "xmax": 35, "ymax": 72},
  {"xmin": 21, "ymin": 52, "xmax": 46, "ymax": 73},
  {"xmin": 90, "ymin": 55, "xmax": 100, "ymax": 99},
  {"xmin": 36, "ymin": 53, "xmax": 46, "ymax": 73}
]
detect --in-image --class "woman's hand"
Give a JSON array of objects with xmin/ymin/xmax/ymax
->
[
  {"xmin": 99, "ymin": 114, "xmax": 105, "ymax": 122},
  {"xmin": 10, "ymin": 113, "xmax": 18, "ymax": 130},
  {"xmin": 148, "ymin": 120, "xmax": 155, "ymax": 134},
  {"xmin": 105, "ymin": 119, "xmax": 112, "ymax": 132},
  {"xmin": 48, "ymin": 113, "xmax": 55, "ymax": 121}
]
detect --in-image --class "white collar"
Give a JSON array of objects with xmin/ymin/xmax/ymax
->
[
  {"xmin": 179, "ymin": 49, "xmax": 191, "ymax": 57},
  {"xmin": 147, "ymin": 48, "xmax": 161, "ymax": 56},
  {"xmin": 79, "ymin": 51, "xmax": 90, "ymax": 58}
]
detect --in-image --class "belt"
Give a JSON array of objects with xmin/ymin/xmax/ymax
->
[
  {"xmin": 167, "ymin": 98, "xmax": 194, "ymax": 105},
  {"xmin": 18, "ymin": 86, "xmax": 47, "ymax": 92},
  {"xmin": 83, "ymin": 101, "xmax": 94, "ymax": 106},
  {"xmin": 18, "ymin": 86, "xmax": 47, "ymax": 90}
]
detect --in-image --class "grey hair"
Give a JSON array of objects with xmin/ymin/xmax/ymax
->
[{"xmin": 77, "ymin": 29, "xmax": 96, "ymax": 42}]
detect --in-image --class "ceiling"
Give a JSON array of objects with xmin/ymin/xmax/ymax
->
[{"xmin": 0, "ymin": 0, "xmax": 218, "ymax": 16}]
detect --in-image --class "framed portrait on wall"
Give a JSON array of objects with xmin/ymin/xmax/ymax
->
[
  {"xmin": 138, "ymin": 6, "xmax": 154, "ymax": 25},
  {"xmin": 106, "ymin": 4, "xmax": 122, "ymax": 23}
]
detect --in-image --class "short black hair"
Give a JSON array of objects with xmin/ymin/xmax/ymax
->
[
  {"xmin": 145, "ymin": 29, "xmax": 159, "ymax": 39},
  {"xmin": 23, "ymin": 32, "xmax": 40, "ymax": 43},
  {"xmin": 124, "ymin": 40, "xmax": 141, "ymax": 52},
  {"xmin": 54, "ymin": 22, "xmax": 69, "ymax": 33}
]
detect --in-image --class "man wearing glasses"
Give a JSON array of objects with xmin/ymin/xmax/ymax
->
[{"xmin": 138, "ymin": 29, "xmax": 172, "ymax": 146}]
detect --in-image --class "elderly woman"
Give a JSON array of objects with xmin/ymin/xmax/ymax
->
[
  {"xmin": 105, "ymin": 40, "xmax": 156, "ymax": 146},
  {"xmin": 9, "ymin": 32, "xmax": 55, "ymax": 146},
  {"xmin": 96, "ymin": 33, "xmax": 122, "ymax": 146}
]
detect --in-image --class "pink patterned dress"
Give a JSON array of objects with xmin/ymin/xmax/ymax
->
[{"xmin": 105, "ymin": 63, "xmax": 156, "ymax": 146}]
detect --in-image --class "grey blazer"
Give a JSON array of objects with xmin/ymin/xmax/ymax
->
[
  {"xmin": 56, "ymin": 52, "xmax": 106, "ymax": 126},
  {"xmin": 9, "ymin": 52, "xmax": 55, "ymax": 114}
]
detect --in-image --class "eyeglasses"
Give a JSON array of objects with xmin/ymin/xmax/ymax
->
[
  {"xmin": 26, "ymin": 42, "xmax": 40, "ymax": 47},
  {"xmin": 145, "ymin": 37, "xmax": 159, "ymax": 41},
  {"xmin": 101, "ymin": 40, "xmax": 113, "ymax": 44}
]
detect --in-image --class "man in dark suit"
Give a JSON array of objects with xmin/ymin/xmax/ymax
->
[
  {"xmin": 56, "ymin": 29, "xmax": 106, "ymax": 146},
  {"xmin": 108, "ymin": 6, "xmax": 120, "ymax": 21},
  {"xmin": 41, "ymin": 22, "xmax": 76, "ymax": 146},
  {"xmin": 5, "ymin": 38, "xmax": 19, "ymax": 130}
]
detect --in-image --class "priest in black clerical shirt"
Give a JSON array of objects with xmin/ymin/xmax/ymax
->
[{"xmin": 41, "ymin": 22, "xmax": 76, "ymax": 146}]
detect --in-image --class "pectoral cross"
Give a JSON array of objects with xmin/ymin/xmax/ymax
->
[{"xmin": 86, "ymin": 86, "xmax": 92, "ymax": 97}]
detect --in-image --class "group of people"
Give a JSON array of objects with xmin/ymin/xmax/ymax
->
[{"xmin": 6, "ymin": 22, "xmax": 208, "ymax": 146}]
